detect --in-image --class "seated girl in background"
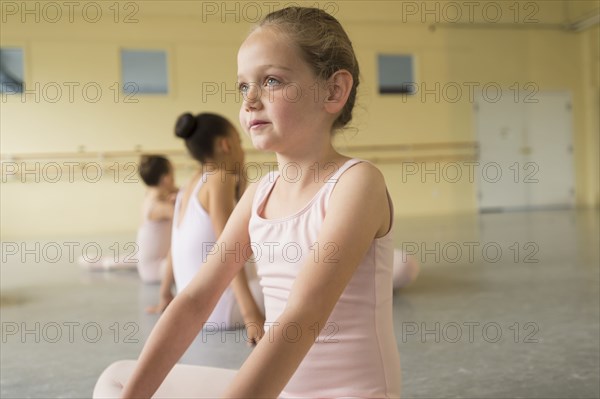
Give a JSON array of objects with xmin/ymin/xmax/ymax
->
[
  {"xmin": 148, "ymin": 112, "xmax": 264, "ymax": 335},
  {"xmin": 135, "ymin": 155, "xmax": 177, "ymax": 283},
  {"xmin": 78, "ymin": 155, "xmax": 176, "ymax": 286}
]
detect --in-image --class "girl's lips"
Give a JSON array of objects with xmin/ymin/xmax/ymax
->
[{"xmin": 249, "ymin": 120, "xmax": 270, "ymax": 129}]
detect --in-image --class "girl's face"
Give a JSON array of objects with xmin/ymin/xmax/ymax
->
[
  {"xmin": 237, "ymin": 27, "xmax": 329, "ymax": 153},
  {"xmin": 160, "ymin": 162, "xmax": 175, "ymax": 191}
]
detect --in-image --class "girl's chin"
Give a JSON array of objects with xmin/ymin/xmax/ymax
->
[{"xmin": 250, "ymin": 138, "xmax": 276, "ymax": 152}]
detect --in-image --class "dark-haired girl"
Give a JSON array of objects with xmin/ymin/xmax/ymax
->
[{"xmin": 149, "ymin": 113, "xmax": 264, "ymax": 338}]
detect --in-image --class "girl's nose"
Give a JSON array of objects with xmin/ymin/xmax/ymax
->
[{"xmin": 243, "ymin": 83, "xmax": 262, "ymax": 111}]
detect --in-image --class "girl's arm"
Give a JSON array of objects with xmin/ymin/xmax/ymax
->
[
  {"xmin": 222, "ymin": 162, "xmax": 392, "ymax": 398},
  {"xmin": 236, "ymin": 167, "xmax": 248, "ymax": 202},
  {"xmin": 146, "ymin": 251, "xmax": 174, "ymax": 314},
  {"xmin": 120, "ymin": 182, "xmax": 259, "ymax": 399},
  {"xmin": 230, "ymin": 261, "xmax": 264, "ymax": 344},
  {"xmin": 148, "ymin": 199, "xmax": 175, "ymax": 221},
  {"xmin": 207, "ymin": 171, "xmax": 265, "ymax": 342}
]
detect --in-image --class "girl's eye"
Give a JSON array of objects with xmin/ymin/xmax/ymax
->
[
  {"xmin": 265, "ymin": 77, "xmax": 281, "ymax": 86},
  {"xmin": 238, "ymin": 83, "xmax": 248, "ymax": 93}
]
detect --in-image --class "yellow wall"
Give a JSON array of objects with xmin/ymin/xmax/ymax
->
[
  {"xmin": 580, "ymin": 23, "xmax": 600, "ymax": 208},
  {"xmin": 1, "ymin": 0, "xmax": 598, "ymax": 238}
]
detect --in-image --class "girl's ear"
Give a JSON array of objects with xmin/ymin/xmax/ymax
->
[
  {"xmin": 323, "ymin": 70, "xmax": 353, "ymax": 115},
  {"xmin": 158, "ymin": 173, "xmax": 168, "ymax": 187},
  {"xmin": 217, "ymin": 136, "xmax": 232, "ymax": 154}
]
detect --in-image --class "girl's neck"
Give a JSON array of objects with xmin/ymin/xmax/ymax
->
[
  {"xmin": 274, "ymin": 141, "xmax": 346, "ymax": 187},
  {"xmin": 149, "ymin": 185, "xmax": 173, "ymax": 200},
  {"xmin": 147, "ymin": 186, "xmax": 161, "ymax": 198}
]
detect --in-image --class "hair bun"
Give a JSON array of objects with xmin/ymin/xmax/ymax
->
[{"xmin": 175, "ymin": 113, "xmax": 197, "ymax": 139}]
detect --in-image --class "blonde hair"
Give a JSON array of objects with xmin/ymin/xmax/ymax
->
[{"xmin": 258, "ymin": 7, "xmax": 359, "ymax": 130}]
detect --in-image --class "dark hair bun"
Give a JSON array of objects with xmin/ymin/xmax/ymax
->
[{"xmin": 175, "ymin": 113, "xmax": 197, "ymax": 139}]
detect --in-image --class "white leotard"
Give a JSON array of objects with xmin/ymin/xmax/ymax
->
[{"xmin": 171, "ymin": 174, "xmax": 239, "ymax": 329}]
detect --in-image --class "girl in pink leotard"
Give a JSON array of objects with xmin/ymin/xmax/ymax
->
[
  {"xmin": 94, "ymin": 7, "xmax": 401, "ymax": 398},
  {"xmin": 79, "ymin": 155, "xmax": 176, "ymax": 283},
  {"xmin": 135, "ymin": 155, "xmax": 177, "ymax": 284}
]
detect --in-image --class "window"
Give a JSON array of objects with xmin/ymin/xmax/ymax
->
[
  {"xmin": 0, "ymin": 48, "xmax": 24, "ymax": 93},
  {"xmin": 378, "ymin": 54, "xmax": 415, "ymax": 95},
  {"xmin": 121, "ymin": 49, "xmax": 168, "ymax": 94}
]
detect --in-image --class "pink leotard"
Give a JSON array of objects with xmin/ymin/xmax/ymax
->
[
  {"xmin": 135, "ymin": 204, "xmax": 172, "ymax": 283},
  {"xmin": 171, "ymin": 174, "xmax": 238, "ymax": 329},
  {"xmin": 249, "ymin": 158, "xmax": 401, "ymax": 398}
]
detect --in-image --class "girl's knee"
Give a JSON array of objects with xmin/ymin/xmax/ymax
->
[{"xmin": 93, "ymin": 360, "xmax": 137, "ymax": 398}]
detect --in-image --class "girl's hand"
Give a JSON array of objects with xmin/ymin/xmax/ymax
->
[
  {"xmin": 145, "ymin": 292, "xmax": 174, "ymax": 314},
  {"xmin": 244, "ymin": 311, "xmax": 265, "ymax": 347}
]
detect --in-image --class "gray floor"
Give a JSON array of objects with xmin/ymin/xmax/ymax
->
[{"xmin": 1, "ymin": 209, "xmax": 599, "ymax": 398}]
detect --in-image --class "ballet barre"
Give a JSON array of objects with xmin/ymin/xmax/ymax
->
[{"xmin": 0, "ymin": 141, "xmax": 479, "ymax": 183}]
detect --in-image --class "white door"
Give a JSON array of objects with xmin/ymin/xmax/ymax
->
[
  {"xmin": 475, "ymin": 91, "xmax": 574, "ymax": 211},
  {"xmin": 526, "ymin": 93, "xmax": 575, "ymax": 207},
  {"xmin": 475, "ymin": 94, "xmax": 528, "ymax": 210}
]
